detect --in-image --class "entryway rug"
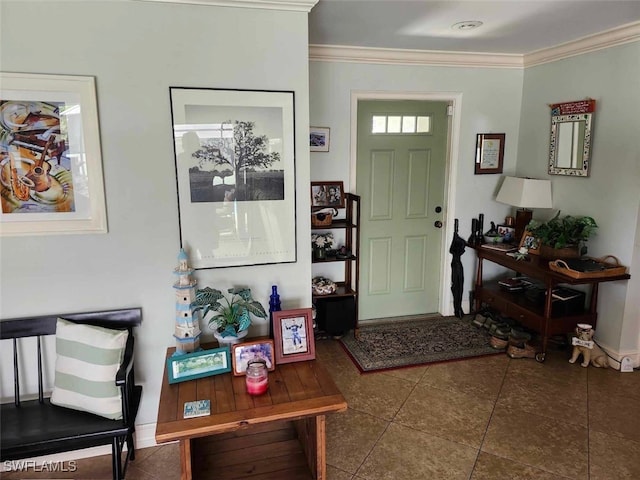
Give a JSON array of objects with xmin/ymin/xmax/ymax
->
[{"xmin": 339, "ymin": 315, "xmax": 497, "ymax": 373}]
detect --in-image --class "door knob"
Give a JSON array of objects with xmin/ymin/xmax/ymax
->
[{"xmin": 434, "ymin": 221, "xmax": 443, "ymax": 228}]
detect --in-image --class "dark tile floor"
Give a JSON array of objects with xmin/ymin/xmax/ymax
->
[{"xmin": 3, "ymin": 338, "xmax": 639, "ymax": 479}]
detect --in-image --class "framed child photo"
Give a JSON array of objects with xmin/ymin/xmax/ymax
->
[
  {"xmin": 272, "ymin": 308, "xmax": 315, "ymax": 364},
  {"xmin": 519, "ymin": 230, "xmax": 540, "ymax": 255},
  {"xmin": 231, "ymin": 339, "xmax": 276, "ymax": 376},
  {"xmin": 311, "ymin": 181, "xmax": 345, "ymax": 209}
]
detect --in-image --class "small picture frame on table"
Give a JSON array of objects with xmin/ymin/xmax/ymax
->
[
  {"xmin": 474, "ymin": 133, "xmax": 505, "ymax": 174},
  {"xmin": 310, "ymin": 126, "xmax": 330, "ymax": 152},
  {"xmin": 519, "ymin": 230, "xmax": 540, "ymax": 255},
  {"xmin": 311, "ymin": 181, "xmax": 345, "ymax": 209},
  {"xmin": 167, "ymin": 346, "xmax": 231, "ymax": 384},
  {"xmin": 272, "ymin": 308, "xmax": 315, "ymax": 364},
  {"xmin": 231, "ymin": 339, "xmax": 276, "ymax": 376}
]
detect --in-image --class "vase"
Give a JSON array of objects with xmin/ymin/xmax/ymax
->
[
  {"xmin": 213, "ymin": 328, "xmax": 248, "ymax": 346},
  {"xmin": 314, "ymin": 247, "xmax": 326, "ymax": 260},
  {"xmin": 539, "ymin": 244, "xmax": 580, "ymax": 259}
]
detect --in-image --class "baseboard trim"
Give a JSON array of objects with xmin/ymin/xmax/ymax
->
[
  {"xmin": 595, "ymin": 339, "xmax": 640, "ymax": 370},
  {"xmin": 0, "ymin": 423, "xmax": 163, "ymax": 472}
]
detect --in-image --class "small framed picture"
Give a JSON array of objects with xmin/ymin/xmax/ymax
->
[
  {"xmin": 475, "ymin": 133, "xmax": 505, "ymax": 174},
  {"xmin": 231, "ymin": 339, "xmax": 276, "ymax": 376},
  {"xmin": 310, "ymin": 126, "xmax": 330, "ymax": 152},
  {"xmin": 519, "ymin": 230, "xmax": 540, "ymax": 255},
  {"xmin": 311, "ymin": 181, "xmax": 345, "ymax": 209},
  {"xmin": 166, "ymin": 346, "xmax": 231, "ymax": 384},
  {"xmin": 273, "ymin": 308, "xmax": 316, "ymax": 364}
]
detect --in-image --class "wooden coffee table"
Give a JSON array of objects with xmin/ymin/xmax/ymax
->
[{"xmin": 155, "ymin": 345, "xmax": 347, "ymax": 480}]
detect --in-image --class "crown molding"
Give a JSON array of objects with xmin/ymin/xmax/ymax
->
[
  {"xmin": 310, "ymin": 21, "xmax": 640, "ymax": 69},
  {"xmin": 309, "ymin": 44, "xmax": 523, "ymax": 69},
  {"xmin": 133, "ymin": 0, "xmax": 318, "ymax": 12},
  {"xmin": 524, "ymin": 21, "xmax": 640, "ymax": 67}
]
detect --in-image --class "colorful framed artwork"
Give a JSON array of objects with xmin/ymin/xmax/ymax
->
[
  {"xmin": 474, "ymin": 133, "xmax": 505, "ymax": 174},
  {"xmin": 310, "ymin": 126, "xmax": 330, "ymax": 152},
  {"xmin": 166, "ymin": 346, "xmax": 231, "ymax": 384},
  {"xmin": 519, "ymin": 230, "xmax": 540, "ymax": 255},
  {"xmin": 272, "ymin": 308, "xmax": 315, "ymax": 364},
  {"xmin": 170, "ymin": 87, "xmax": 297, "ymax": 269},
  {"xmin": 231, "ymin": 339, "xmax": 276, "ymax": 376},
  {"xmin": 311, "ymin": 181, "xmax": 345, "ymax": 209},
  {"xmin": 0, "ymin": 72, "xmax": 107, "ymax": 236}
]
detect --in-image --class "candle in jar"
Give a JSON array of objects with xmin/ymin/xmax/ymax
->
[{"xmin": 245, "ymin": 359, "xmax": 269, "ymax": 396}]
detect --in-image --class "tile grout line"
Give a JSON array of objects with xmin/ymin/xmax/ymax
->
[
  {"xmin": 352, "ymin": 368, "xmax": 426, "ymax": 478},
  {"xmin": 467, "ymin": 354, "xmax": 512, "ymax": 478}
]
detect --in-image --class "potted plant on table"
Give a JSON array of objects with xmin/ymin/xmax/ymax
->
[
  {"xmin": 192, "ymin": 287, "xmax": 267, "ymax": 345},
  {"xmin": 527, "ymin": 212, "xmax": 598, "ymax": 258}
]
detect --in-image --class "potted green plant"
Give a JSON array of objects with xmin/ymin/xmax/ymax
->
[
  {"xmin": 192, "ymin": 287, "xmax": 267, "ymax": 344},
  {"xmin": 527, "ymin": 212, "xmax": 598, "ymax": 258}
]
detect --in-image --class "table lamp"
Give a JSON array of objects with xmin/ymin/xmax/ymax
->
[{"xmin": 495, "ymin": 176, "xmax": 552, "ymax": 243}]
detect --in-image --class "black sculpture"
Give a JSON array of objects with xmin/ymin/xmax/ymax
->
[{"xmin": 449, "ymin": 218, "xmax": 466, "ymax": 318}]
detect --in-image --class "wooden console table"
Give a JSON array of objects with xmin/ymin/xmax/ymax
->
[
  {"xmin": 473, "ymin": 246, "xmax": 630, "ymax": 361},
  {"xmin": 155, "ymin": 346, "xmax": 347, "ymax": 480}
]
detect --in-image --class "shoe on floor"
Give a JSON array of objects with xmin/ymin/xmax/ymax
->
[
  {"xmin": 472, "ymin": 314, "xmax": 487, "ymax": 328},
  {"xmin": 507, "ymin": 342, "xmax": 537, "ymax": 359},
  {"xmin": 490, "ymin": 335, "xmax": 508, "ymax": 350}
]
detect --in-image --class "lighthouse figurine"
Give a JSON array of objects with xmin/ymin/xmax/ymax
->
[{"xmin": 173, "ymin": 249, "xmax": 201, "ymax": 356}]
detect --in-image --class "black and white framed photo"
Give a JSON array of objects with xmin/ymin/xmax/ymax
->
[
  {"xmin": 170, "ymin": 87, "xmax": 297, "ymax": 269},
  {"xmin": 310, "ymin": 126, "xmax": 330, "ymax": 152},
  {"xmin": 311, "ymin": 181, "xmax": 345, "ymax": 209}
]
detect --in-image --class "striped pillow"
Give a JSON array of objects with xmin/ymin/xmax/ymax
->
[{"xmin": 50, "ymin": 318, "xmax": 129, "ymax": 420}]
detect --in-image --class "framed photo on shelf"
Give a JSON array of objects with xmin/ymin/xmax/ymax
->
[
  {"xmin": 272, "ymin": 308, "xmax": 316, "ymax": 364},
  {"xmin": 231, "ymin": 339, "xmax": 276, "ymax": 376},
  {"xmin": 474, "ymin": 133, "xmax": 505, "ymax": 174},
  {"xmin": 519, "ymin": 230, "xmax": 540, "ymax": 254},
  {"xmin": 309, "ymin": 126, "xmax": 330, "ymax": 152},
  {"xmin": 311, "ymin": 181, "xmax": 345, "ymax": 209},
  {"xmin": 0, "ymin": 72, "xmax": 107, "ymax": 236},
  {"xmin": 169, "ymin": 87, "xmax": 297, "ymax": 269},
  {"xmin": 166, "ymin": 346, "xmax": 231, "ymax": 384}
]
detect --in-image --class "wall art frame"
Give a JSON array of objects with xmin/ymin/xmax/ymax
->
[
  {"xmin": 309, "ymin": 126, "xmax": 330, "ymax": 152},
  {"xmin": 0, "ymin": 72, "xmax": 107, "ymax": 236},
  {"xmin": 231, "ymin": 339, "xmax": 276, "ymax": 376},
  {"xmin": 272, "ymin": 308, "xmax": 316, "ymax": 364},
  {"xmin": 169, "ymin": 87, "xmax": 297, "ymax": 269},
  {"xmin": 311, "ymin": 181, "xmax": 345, "ymax": 209},
  {"xmin": 166, "ymin": 346, "xmax": 231, "ymax": 384},
  {"xmin": 474, "ymin": 133, "xmax": 505, "ymax": 174}
]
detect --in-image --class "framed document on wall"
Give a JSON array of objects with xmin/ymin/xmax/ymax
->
[{"xmin": 475, "ymin": 133, "xmax": 505, "ymax": 174}]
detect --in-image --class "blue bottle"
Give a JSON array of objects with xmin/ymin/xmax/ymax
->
[{"xmin": 268, "ymin": 285, "xmax": 281, "ymax": 339}]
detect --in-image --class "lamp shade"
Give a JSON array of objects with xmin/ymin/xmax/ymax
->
[{"xmin": 495, "ymin": 177, "xmax": 552, "ymax": 209}]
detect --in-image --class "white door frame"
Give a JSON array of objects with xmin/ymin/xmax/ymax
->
[{"xmin": 350, "ymin": 91, "xmax": 463, "ymax": 317}]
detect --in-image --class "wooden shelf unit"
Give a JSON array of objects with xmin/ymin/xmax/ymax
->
[
  {"xmin": 473, "ymin": 245, "xmax": 630, "ymax": 361},
  {"xmin": 312, "ymin": 193, "xmax": 360, "ymax": 334}
]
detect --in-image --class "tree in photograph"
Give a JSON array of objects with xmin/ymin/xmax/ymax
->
[{"xmin": 191, "ymin": 121, "xmax": 278, "ymax": 188}]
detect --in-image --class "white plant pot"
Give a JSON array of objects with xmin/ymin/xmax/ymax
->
[{"xmin": 213, "ymin": 328, "xmax": 248, "ymax": 346}]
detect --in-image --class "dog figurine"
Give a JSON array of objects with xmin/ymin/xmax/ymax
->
[{"xmin": 569, "ymin": 327, "xmax": 609, "ymax": 368}]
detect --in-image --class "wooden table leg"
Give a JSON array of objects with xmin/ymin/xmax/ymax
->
[
  {"xmin": 180, "ymin": 438, "xmax": 192, "ymax": 480},
  {"xmin": 294, "ymin": 415, "xmax": 326, "ymax": 480}
]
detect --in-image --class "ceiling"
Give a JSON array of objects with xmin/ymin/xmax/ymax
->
[{"xmin": 308, "ymin": 0, "xmax": 640, "ymax": 55}]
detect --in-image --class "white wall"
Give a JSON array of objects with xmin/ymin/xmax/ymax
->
[
  {"xmin": 518, "ymin": 42, "xmax": 640, "ymax": 359},
  {"xmin": 309, "ymin": 60, "xmax": 524, "ymax": 315},
  {"xmin": 0, "ymin": 0, "xmax": 312, "ymax": 426}
]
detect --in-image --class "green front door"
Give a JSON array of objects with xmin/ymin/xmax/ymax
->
[{"xmin": 356, "ymin": 100, "xmax": 448, "ymax": 320}]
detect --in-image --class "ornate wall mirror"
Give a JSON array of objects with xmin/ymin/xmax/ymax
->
[{"xmin": 548, "ymin": 99, "xmax": 595, "ymax": 177}]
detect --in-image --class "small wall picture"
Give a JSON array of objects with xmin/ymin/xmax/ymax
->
[
  {"xmin": 310, "ymin": 126, "xmax": 330, "ymax": 152},
  {"xmin": 231, "ymin": 339, "xmax": 276, "ymax": 376},
  {"xmin": 311, "ymin": 181, "xmax": 345, "ymax": 208},
  {"xmin": 273, "ymin": 308, "xmax": 316, "ymax": 364}
]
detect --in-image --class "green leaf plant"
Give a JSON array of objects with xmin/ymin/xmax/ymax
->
[
  {"xmin": 527, "ymin": 212, "xmax": 598, "ymax": 255},
  {"xmin": 192, "ymin": 287, "xmax": 267, "ymax": 338}
]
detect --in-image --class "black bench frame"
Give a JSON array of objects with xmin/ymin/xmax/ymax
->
[{"xmin": 1, "ymin": 308, "xmax": 142, "ymax": 480}]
